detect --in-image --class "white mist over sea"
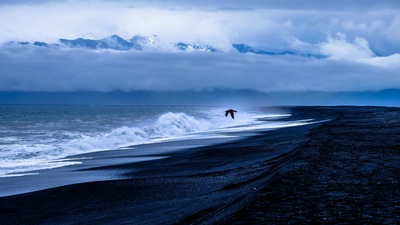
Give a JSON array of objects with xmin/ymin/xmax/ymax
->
[{"xmin": 0, "ymin": 105, "xmax": 309, "ymax": 177}]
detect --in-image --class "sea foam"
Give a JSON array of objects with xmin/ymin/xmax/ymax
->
[{"xmin": 0, "ymin": 107, "xmax": 297, "ymax": 177}]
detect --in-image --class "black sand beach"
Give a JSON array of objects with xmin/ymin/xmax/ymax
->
[{"xmin": 1, "ymin": 106, "xmax": 399, "ymax": 224}]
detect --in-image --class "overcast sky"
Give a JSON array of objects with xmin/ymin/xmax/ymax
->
[{"xmin": 0, "ymin": 0, "xmax": 399, "ymax": 94}]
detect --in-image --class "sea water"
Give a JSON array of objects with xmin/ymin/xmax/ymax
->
[{"xmin": 0, "ymin": 105, "xmax": 306, "ymax": 177}]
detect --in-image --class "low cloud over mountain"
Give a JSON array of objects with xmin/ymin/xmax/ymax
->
[
  {"xmin": 1, "ymin": 0, "xmax": 400, "ymax": 105},
  {"xmin": 5, "ymin": 34, "xmax": 321, "ymax": 57}
]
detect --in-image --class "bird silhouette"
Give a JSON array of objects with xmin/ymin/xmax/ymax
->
[{"xmin": 225, "ymin": 109, "xmax": 237, "ymax": 119}]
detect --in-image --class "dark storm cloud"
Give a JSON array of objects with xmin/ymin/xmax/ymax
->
[{"xmin": 1, "ymin": 46, "xmax": 399, "ymax": 93}]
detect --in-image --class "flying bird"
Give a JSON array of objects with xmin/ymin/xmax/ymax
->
[{"xmin": 225, "ymin": 109, "xmax": 237, "ymax": 119}]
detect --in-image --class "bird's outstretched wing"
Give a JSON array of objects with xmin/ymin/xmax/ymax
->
[
  {"xmin": 225, "ymin": 109, "xmax": 236, "ymax": 119},
  {"xmin": 230, "ymin": 111, "xmax": 234, "ymax": 119}
]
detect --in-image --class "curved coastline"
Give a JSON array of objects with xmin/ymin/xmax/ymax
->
[{"xmin": 1, "ymin": 106, "xmax": 399, "ymax": 224}]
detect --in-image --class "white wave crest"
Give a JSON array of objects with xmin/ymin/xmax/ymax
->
[
  {"xmin": 152, "ymin": 112, "xmax": 211, "ymax": 136},
  {"xmin": 65, "ymin": 126, "xmax": 150, "ymax": 154},
  {"xmin": 0, "ymin": 109, "xmax": 295, "ymax": 176},
  {"xmin": 65, "ymin": 112, "xmax": 212, "ymax": 152},
  {"xmin": 1, "ymin": 111, "xmax": 213, "ymax": 176}
]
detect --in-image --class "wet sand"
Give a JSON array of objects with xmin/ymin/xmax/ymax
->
[{"xmin": 1, "ymin": 106, "xmax": 399, "ymax": 224}]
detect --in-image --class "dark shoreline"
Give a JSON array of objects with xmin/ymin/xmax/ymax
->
[{"xmin": 1, "ymin": 106, "xmax": 399, "ymax": 224}]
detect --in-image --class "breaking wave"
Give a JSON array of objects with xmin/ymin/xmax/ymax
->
[
  {"xmin": 64, "ymin": 112, "xmax": 214, "ymax": 153},
  {"xmin": 0, "ymin": 110, "xmax": 248, "ymax": 176},
  {"xmin": 0, "ymin": 108, "xmax": 296, "ymax": 177}
]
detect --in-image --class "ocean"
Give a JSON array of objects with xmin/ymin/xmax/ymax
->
[{"xmin": 0, "ymin": 105, "xmax": 311, "ymax": 178}]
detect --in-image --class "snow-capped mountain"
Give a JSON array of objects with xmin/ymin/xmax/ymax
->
[
  {"xmin": 59, "ymin": 35, "xmax": 219, "ymax": 52},
  {"xmin": 58, "ymin": 35, "xmax": 217, "ymax": 52},
  {"xmin": 4, "ymin": 34, "xmax": 322, "ymax": 57},
  {"xmin": 130, "ymin": 35, "xmax": 159, "ymax": 50},
  {"xmin": 60, "ymin": 35, "xmax": 141, "ymax": 51},
  {"xmin": 176, "ymin": 42, "xmax": 217, "ymax": 52}
]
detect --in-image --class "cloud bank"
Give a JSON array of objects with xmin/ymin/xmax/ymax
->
[
  {"xmin": 1, "ymin": 43, "xmax": 399, "ymax": 93},
  {"xmin": 0, "ymin": 0, "xmax": 399, "ymax": 96}
]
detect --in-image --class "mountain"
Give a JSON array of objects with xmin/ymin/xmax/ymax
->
[
  {"xmin": 130, "ymin": 35, "xmax": 159, "ymax": 50},
  {"xmin": 176, "ymin": 42, "xmax": 218, "ymax": 52},
  {"xmin": 5, "ymin": 41, "xmax": 61, "ymax": 48},
  {"xmin": 232, "ymin": 44, "xmax": 324, "ymax": 58},
  {"xmin": 59, "ymin": 35, "xmax": 136, "ymax": 50},
  {"xmin": 232, "ymin": 44, "xmax": 295, "ymax": 55},
  {"xmin": 58, "ymin": 35, "xmax": 217, "ymax": 52},
  {"xmin": 3, "ymin": 35, "xmax": 322, "ymax": 57}
]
